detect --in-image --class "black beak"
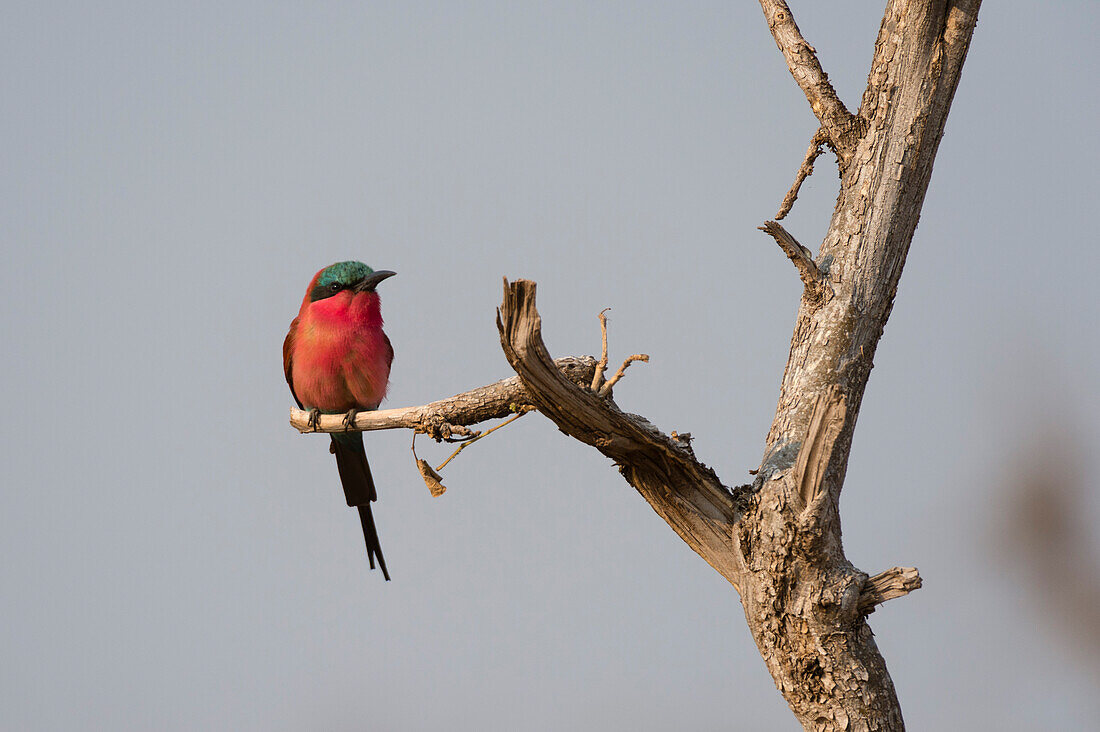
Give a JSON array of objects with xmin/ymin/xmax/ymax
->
[{"xmin": 355, "ymin": 270, "xmax": 396, "ymax": 292}]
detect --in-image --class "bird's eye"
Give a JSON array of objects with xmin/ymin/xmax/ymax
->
[{"xmin": 331, "ymin": 283, "xmax": 341, "ymax": 292}]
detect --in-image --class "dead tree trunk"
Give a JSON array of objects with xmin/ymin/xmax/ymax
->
[
  {"xmin": 734, "ymin": 1, "xmax": 981, "ymax": 727},
  {"xmin": 290, "ymin": 2, "xmax": 981, "ymax": 728}
]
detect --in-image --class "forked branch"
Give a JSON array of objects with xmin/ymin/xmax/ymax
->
[
  {"xmin": 598, "ymin": 354, "xmax": 649, "ymax": 397},
  {"xmin": 758, "ymin": 0, "xmax": 861, "ymax": 162}
]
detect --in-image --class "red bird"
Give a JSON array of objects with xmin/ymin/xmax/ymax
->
[{"xmin": 283, "ymin": 261, "xmax": 396, "ymax": 580}]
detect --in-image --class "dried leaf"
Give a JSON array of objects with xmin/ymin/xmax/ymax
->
[{"xmin": 416, "ymin": 458, "xmax": 447, "ymax": 497}]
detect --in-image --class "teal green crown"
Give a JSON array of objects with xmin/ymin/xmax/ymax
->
[{"xmin": 317, "ymin": 261, "xmax": 374, "ymax": 288}]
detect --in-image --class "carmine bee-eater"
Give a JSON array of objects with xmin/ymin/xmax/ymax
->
[{"xmin": 283, "ymin": 261, "xmax": 396, "ymax": 580}]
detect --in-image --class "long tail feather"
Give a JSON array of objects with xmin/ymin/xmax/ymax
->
[
  {"xmin": 358, "ymin": 503, "xmax": 390, "ymax": 581},
  {"xmin": 331, "ymin": 434, "xmax": 390, "ymax": 580}
]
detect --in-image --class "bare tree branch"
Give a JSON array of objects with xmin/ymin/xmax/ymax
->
[
  {"xmin": 776, "ymin": 127, "xmax": 829, "ymax": 220},
  {"xmin": 597, "ymin": 354, "xmax": 649, "ymax": 397},
  {"xmin": 858, "ymin": 567, "xmax": 923, "ymax": 616},
  {"xmin": 589, "ymin": 308, "xmax": 611, "ymax": 392},
  {"xmin": 289, "ymin": 357, "xmax": 595, "ymax": 435},
  {"xmin": 759, "ymin": 220, "xmax": 831, "ymax": 305},
  {"xmin": 758, "ymin": 0, "xmax": 861, "ymax": 162},
  {"xmin": 497, "ymin": 278, "xmax": 743, "ymax": 585}
]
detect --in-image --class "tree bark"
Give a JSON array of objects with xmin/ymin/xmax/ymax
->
[{"xmin": 742, "ymin": 2, "xmax": 980, "ymax": 727}]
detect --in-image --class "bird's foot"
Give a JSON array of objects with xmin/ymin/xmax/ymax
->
[
  {"xmin": 306, "ymin": 408, "xmax": 322, "ymax": 431},
  {"xmin": 342, "ymin": 409, "xmax": 359, "ymax": 431}
]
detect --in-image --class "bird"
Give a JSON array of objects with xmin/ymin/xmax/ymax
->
[{"xmin": 283, "ymin": 261, "xmax": 396, "ymax": 580}]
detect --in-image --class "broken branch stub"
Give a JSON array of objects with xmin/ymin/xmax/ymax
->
[
  {"xmin": 759, "ymin": 220, "xmax": 831, "ymax": 306},
  {"xmin": 858, "ymin": 567, "xmax": 923, "ymax": 616}
]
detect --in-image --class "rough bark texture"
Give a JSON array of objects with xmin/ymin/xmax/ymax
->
[
  {"xmin": 287, "ymin": 2, "xmax": 980, "ymax": 728},
  {"xmin": 496, "ymin": 281, "xmax": 743, "ymax": 583},
  {"xmin": 746, "ymin": 1, "xmax": 981, "ymax": 728},
  {"xmin": 491, "ymin": 282, "xmax": 920, "ymax": 729}
]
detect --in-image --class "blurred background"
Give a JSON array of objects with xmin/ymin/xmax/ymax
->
[{"xmin": 2, "ymin": 1, "xmax": 1098, "ymax": 729}]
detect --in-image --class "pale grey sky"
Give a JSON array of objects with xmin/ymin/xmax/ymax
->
[{"xmin": 3, "ymin": 1, "xmax": 1099, "ymax": 729}]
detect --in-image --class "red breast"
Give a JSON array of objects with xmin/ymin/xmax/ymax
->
[{"xmin": 290, "ymin": 289, "xmax": 391, "ymax": 411}]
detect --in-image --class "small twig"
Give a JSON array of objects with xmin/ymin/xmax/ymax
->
[
  {"xmin": 437, "ymin": 422, "xmax": 479, "ymax": 443},
  {"xmin": 435, "ymin": 412, "xmax": 526, "ymax": 472},
  {"xmin": 858, "ymin": 567, "xmax": 923, "ymax": 616},
  {"xmin": 597, "ymin": 354, "xmax": 649, "ymax": 398},
  {"xmin": 759, "ymin": 221, "xmax": 830, "ymax": 303},
  {"xmin": 776, "ymin": 127, "xmax": 828, "ymax": 220},
  {"xmin": 442, "ymin": 433, "xmax": 479, "ymax": 443},
  {"xmin": 590, "ymin": 308, "xmax": 611, "ymax": 392},
  {"xmin": 583, "ymin": 306, "xmax": 648, "ymax": 398}
]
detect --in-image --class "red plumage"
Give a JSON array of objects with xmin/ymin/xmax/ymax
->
[
  {"xmin": 284, "ymin": 268, "xmax": 393, "ymax": 412},
  {"xmin": 284, "ymin": 263, "xmax": 395, "ymax": 580}
]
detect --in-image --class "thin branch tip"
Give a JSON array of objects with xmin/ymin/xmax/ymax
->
[
  {"xmin": 591, "ymin": 308, "xmax": 611, "ymax": 392},
  {"xmin": 435, "ymin": 411, "xmax": 526, "ymax": 472},
  {"xmin": 776, "ymin": 127, "xmax": 829, "ymax": 220},
  {"xmin": 585, "ymin": 305, "xmax": 648, "ymax": 398},
  {"xmin": 598, "ymin": 354, "xmax": 649, "ymax": 397}
]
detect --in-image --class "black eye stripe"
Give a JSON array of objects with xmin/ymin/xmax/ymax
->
[{"xmin": 310, "ymin": 281, "xmax": 346, "ymax": 302}]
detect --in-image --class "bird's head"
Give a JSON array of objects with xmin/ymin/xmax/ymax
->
[
  {"xmin": 308, "ymin": 261, "xmax": 396, "ymax": 303},
  {"xmin": 300, "ymin": 261, "xmax": 396, "ymax": 326}
]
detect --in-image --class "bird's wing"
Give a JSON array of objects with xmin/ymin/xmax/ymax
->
[
  {"xmin": 283, "ymin": 316, "xmax": 304, "ymax": 409},
  {"xmin": 384, "ymin": 332, "xmax": 394, "ymax": 369}
]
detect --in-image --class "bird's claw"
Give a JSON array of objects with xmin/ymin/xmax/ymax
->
[
  {"xmin": 306, "ymin": 408, "xmax": 322, "ymax": 431},
  {"xmin": 342, "ymin": 409, "xmax": 359, "ymax": 431}
]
